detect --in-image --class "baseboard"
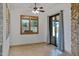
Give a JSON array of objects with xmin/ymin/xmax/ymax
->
[{"xmin": 10, "ymin": 42, "xmax": 48, "ymax": 48}]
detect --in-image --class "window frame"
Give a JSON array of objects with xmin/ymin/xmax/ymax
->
[{"xmin": 20, "ymin": 15, "xmax": 39, "ymax": 34}]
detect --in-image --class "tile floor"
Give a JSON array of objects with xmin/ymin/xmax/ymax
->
[{"xmin": 9, "ymin": 43, "xmax": 71, "ymax": 56}]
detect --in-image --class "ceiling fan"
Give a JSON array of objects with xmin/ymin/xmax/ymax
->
[{"xmin": 32, "ymin": 3, "xmax": 45, "ymax": 14}]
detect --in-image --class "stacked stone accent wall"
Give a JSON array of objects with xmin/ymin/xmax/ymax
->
[{"xmin": 71, "ymin": 3, "xmax": 79, "ymax": 56}]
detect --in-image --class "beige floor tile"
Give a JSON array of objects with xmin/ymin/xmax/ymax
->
[{"xmin": 9, "ymin": 43, "xmax": 66, "ymax": 56}]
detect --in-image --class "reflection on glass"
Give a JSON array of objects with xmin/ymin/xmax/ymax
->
[
  {"xmin": 31, "ymin": 20, "xmax": 38, "ymax": 32},
  {"xmin": 52, "ymin": 21, "xmax": 55, "ymax": 37},
  {"xmin": 22, "ymin": 19, "xmax": 29, "ymax": 33},
  {"xmin": 56, "ymin": 22, "xmax": 59, "ymax": 39},
  {"xmin": 55, "ymin": 21, "xmax": 60, "ymax": 47}
]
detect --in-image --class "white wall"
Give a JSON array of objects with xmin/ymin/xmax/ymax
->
[
  {"xmin": 9, "ymin": 3, "xmax": 71, "ymax": 53},
  {"xmin": 3, "ymin": 4, "xmax": 10, "ymax": 56}
]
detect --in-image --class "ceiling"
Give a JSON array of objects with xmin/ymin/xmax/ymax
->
[
  {"xmin": 8, "ymin": 3, "xmax": 58, "ymax": 11},
  {"xmin": 7, "ymin": 3, "xmax": 68, "ymax": 16}
]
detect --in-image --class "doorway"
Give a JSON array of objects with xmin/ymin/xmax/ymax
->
[{"xmin": 49, "ymin": 11, "xmax": 64, "ymax": 51}]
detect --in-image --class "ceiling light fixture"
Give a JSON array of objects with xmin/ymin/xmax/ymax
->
[{"xmin": 32, "ymin": 3, "xmax": 45, "ymax": 14}]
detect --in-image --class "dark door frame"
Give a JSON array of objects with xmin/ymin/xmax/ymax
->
[
  {"xmin": 49, "ymin": 13, "xmax": 60, "ymax": 46},
  {"xmin": 48, "ymin": 11, "xmax": 64, "ymax": 52}
]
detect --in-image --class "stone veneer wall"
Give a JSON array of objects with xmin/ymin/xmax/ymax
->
[
  {"xmin": 71, "ymin": 3, "xmax": 79, "ymax": 56},
  {"xmin": 0, "ymin": 3, "xmax": 3, "ymax": 56}
]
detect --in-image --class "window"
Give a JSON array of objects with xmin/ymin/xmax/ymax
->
[{"xmin": 20, "ymin": 15, "xmax": 38, "ymax": 34}]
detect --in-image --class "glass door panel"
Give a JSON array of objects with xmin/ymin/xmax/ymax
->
[
  {"xmin": 52, "ymin": 20, "xmax": 56, "ymax": 46},
  {"xmin": 52, "ymin": 20, "xmax": 60, "ymax": 47},
  {"xmin": 55, "ymin": 21, "xmax": 60, "ymax": 48}
]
